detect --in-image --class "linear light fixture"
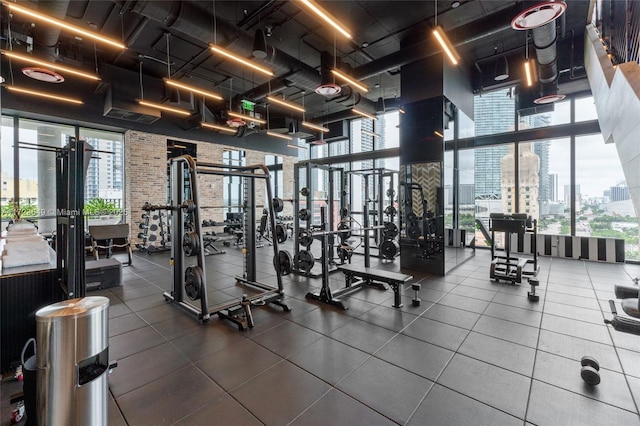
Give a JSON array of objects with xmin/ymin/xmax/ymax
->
[
  {"xmin": 5, "ymin": 85, "xmax": 83, "ymax": 104},
  {"xmin": 1, "ymin": 50, "xmax": 100, "ymax": 80},
  {"xmin": 210, "ymin": 44, "xmax": 274, "ymax": 76},
  {"xmin": 433, "ymin": 26, "xmax": 460, "ymax": 65},
  {"xmin": 524, "ymin": 59, "xmax": 533, "ymax": 87},
  {"xmin": 434, "ymin": 130, "xmax": 444, "ymax": 138},
  {"xmin": 267, "ymin": 131, "xmax": 292, "ymax": 141},
  {"xmin": 361, "ymin": 129, "xmax": 381, "ymax": 138},
  {"xmin": 138, "ymin": 100, "xmax": 192, "ymax": 116},
  {"xmin": 331, "ymin": 69, "xmax": 368, "ymax": 92},
  {"xmin": 298, "ymin": 0, "xmax": 352, "ymax": 39},
  {"xmin": 165, "ymin": 79, "xmax": 223, "ymax": 101},
  {"xmin": 201, "ymin": 122, "xmax": 237, "ymax": 134},
  {"xmin": 266, "ymin": 96, "xmax": 305, "ymax": 113},
  {"xmin": 287, "ymin": 143, "xmax": 308, "ymax": 150},
  {"xmin": 3, "ymin": 2, "xmax": 126, "ymax": 49},
  {"xmin": 302, "ymin": 121, "xmax": 329, "ymax": 133},
  {"xmin": 352, "ymin": 108, "xmax": 377, "ymax": 121},
  {"xmin": 228, "ymin": 111, "xmax": 266, "ymax": 125}
]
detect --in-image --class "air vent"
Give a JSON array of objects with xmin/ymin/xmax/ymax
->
[{"xmin": 104, "ymin": 88, "xmax": 161, "ymax": 124}]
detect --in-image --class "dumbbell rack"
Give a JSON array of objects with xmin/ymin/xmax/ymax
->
[{"xmin": 138, "ymin": 204, "xmax": 171, "ymax": 254}]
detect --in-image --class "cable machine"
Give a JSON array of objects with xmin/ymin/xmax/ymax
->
[{"xmin": 163, "ymin": 155, "xmax": 290, "ymax": 329}]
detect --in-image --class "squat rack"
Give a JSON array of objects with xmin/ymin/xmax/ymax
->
[{"xmin": 163, "ymin": 155, "xmax": 289, "ymax": 329}]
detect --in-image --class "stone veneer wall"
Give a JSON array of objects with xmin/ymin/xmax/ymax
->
[{"xmin": 124, "ymin": 129, "xmax": 297, "ymax": 246}]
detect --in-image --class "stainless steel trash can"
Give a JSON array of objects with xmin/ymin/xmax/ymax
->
[{"xmin": 35, "ymin": 296, "xmax": 110, "ymax": 426}]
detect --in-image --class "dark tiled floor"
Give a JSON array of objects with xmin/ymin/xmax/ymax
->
[{"xmin": 3, "ymin": 246, "xmax": 640, "ymax": 425}]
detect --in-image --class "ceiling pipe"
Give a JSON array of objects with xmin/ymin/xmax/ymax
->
[
  {"xmin": 34, "ymin": 0, "xmax": 71, "ymax": 61},
  {"xmin": 352, "ymin": 3, "xmax": 523, "ymax": 81}
]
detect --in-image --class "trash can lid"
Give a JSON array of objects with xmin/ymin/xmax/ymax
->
[{"xmin": 36, "ymin": 296, "xmax": 109, "ymax": 320}]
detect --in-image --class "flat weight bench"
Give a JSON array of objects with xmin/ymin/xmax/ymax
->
[{"xmin": 306, "ymin": 264, "xmax": 413, "ymax": 309}]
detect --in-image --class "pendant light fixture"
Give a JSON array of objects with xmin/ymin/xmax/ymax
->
[
  {"xmin": 297, "ymin": 0, "xmax": 352, "ymax": 39},
  {"xmin": 432, "ymin": 0, "xmax": 460, "ymax": 65},
  {"xmin": 1, "ymin": 50, "xmax": 100, "ymax": 81},
  {"xmin": 300, "ymin": 92, "xmax": 329, "ymax": 133}
]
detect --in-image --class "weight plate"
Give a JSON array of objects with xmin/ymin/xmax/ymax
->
[
  {"xmin": 580, "ymin": 366, "xmax": 601, "ymax": 386},
  {"xmin": 182, "ymin": 231, "xmax": 200, "ymax": 256},
  {"xmin": 337, "ymin": 222, "xmax": 351, "ymax": 241},
  {"xmin": 273, "ymin": 250, "xmax": 293, "ymax": 276},
  {"xmin": 149, "ymin": 224, "xmax": 158, "ymax": 231},
  {"xmin": 386, "ymin": 188, "xmax": 395, "ymax": 198},
  {"xmin": 184, "ymin": 265, "xmax": 204, "ymax": 300},
  {"xmin": 298, "ymin": 231, "xmax": 313, "ymax": 247},
  {"xmin": 383, "ymin": 222, "xmax": 399, "ymax": 239},
  {"xmin": 183, "ymin": 199, "xmax": 197, "ymax": 213},
  {"xmin": 295, "ymin": 250, "xmax": 315, "ymax": 272},
  {"xmin": 148, "ymin": 234, "xmax": 157, "ymax": 242},
  {"xmin": 300, "ymin": 187, "xmax": 309, "ymax": 197},
  {"xmin": 407, "ymin": 225, "xmax": 421, "ymax": 240},
  {"xmin": 299, "ymin": 208, "xmax": 310, "ymax": 221},
  {"xmin": 340, "ymin": 208, "xmax": 349, "ymax": 218},
  {"xmin": 272, "ymin": 197, "xmax": 284, "ymax": 213},
  {"xmin": 384, "ymin": 205, "xmax": 397, "ymax": 217},
  {"xmin": 407, "ymin": 212, "xmax": 418, "ymax": 223},
  {"xmin": 275, "ymin": 223, "xmax": 288, "ymax": 244},
  {"xmin": 580, "ymin": 356, "xmax": 600, "ymax": 371},
  {"xmin": 379, "ymin": 240, "xmax": 399, "ymax": 260},
  {"xmin": 146, "ymin": 245, "xmax": 156, "ymax": 251},
  {"xmin": 152, "ymin": 214, "xmax": 159, "ymax": 220}
]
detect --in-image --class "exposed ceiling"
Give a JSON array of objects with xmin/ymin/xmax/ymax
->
[{"xmin": 0, "ymin": 0, "xmax": 592, "ymax": 136}]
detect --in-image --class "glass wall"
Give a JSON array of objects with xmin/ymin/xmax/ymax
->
[
  {"xmin": 576, "ymin": 134, "xmax": 638, "ymax": 259},
  {"xmin": 1, "ymin": 117, "xmax": 14, "ymax": 227},
  {"xmin": 222, "ymin": 149, "xmax": 245, "ymax": 216}
]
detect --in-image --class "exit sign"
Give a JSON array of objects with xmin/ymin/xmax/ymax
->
[{"xmin": 241, "ymin": 99, "xmax": 255, "ymax": 111}]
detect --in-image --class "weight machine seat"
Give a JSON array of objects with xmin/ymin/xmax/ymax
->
[
  {"xmin": 621, "ymin": 298, "xmax": 640, "ymax": 318},
  {"xmin": 615, "ymin": 284, "xmax": 639, "ymax": 300}
]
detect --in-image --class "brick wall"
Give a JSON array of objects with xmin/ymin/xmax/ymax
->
[{"xmin": 125, "ymin": 130, "xmax": 298, "ymax": 246}]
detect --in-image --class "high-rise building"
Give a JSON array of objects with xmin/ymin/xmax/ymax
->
[
  {"xmin": 548, "ymin": 173, "xmax": 558, "ymax": 201},
  {"xmin": 85, "ymin": 138, "xmax": 124, "ymax": 203},
  {"xmin": 609, "ymin": 182, "xmax": 630, "ymax": 201}
]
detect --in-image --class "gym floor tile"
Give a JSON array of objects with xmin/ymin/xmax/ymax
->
[
  {"xmin": 472, "ymin": 315, "xmax": 540, "ymax": 348},
  {"xmin": 116, "ymin": 365, "xmax": 224, "ymax": 426},
  {"xmin": 437, "ymin": 292, "xmax": 491, "ymax": 314},
  {"xmin": 540, "ymin": 313, "xmax": 612, "ymax": 345},
  {"xmin": 437, "ymin": 354, "xmax": 531, "ymax": 419},
  {"xmin": 617, "ymin": 347, "xmax": 640, "ymax": 378},
  {"xmin": 108, "ymin": 325, "xmax": 166, "ymax": 360},
  {"xmin": 337, "ymin": 356, "xmax": 433, "ymax": 424},
  {"xmin": 107, "ymin": 393, "xmax": 127, "ymax": 426},
  {"xmin": 526, "ymin": 380, "xmax": 640, "ymax": 426},
  {"xmin": 537, "ymin": 329, "xmax": 623, "ymax": 373},
  {"xmin": 407, "ymin": 384, "xmax": 522, "ymax": 426},
  {"xmin": 288, "ymin": 305, "xmax": 353, "ymax": 334},
  {"xmin": 230, "ymin": 361, "xmax": 331, "ymax": 425},
  {"xmin": 173, "ymin": 394, "xmax": 262, "ymax": 426},
  {"xmin": 457, "ymin": 331, "xmax": 536, "ymax": 376},
  {"xmin": 374, "ymin": 333, "xmax": 454, "ymax": 381},
  {"xmin": 108, "ymin": 301, "xmax": 133, "ymax": 318},
  {"xmin": 151, "ymin": 313, "xmax": 202, "ymax": 341},
  {"xmin": 450, "ymin": 284, "xmax": 498, "ymax": 302},
  {"xmin": 627, "ymin": 376, "xmax": 640, "ymax": 408},
  {"xmin": 401, "ymin": 316, "xmax": 469, "ymax": 351},
  {"xmin": 357, "ymin": 305, "xmax": 419, "ymax": 332},
  {"xmin": 288, "ymin": 337, "xmax": 369, "ymax": 385},
  {"xmin": 122, "ymin": 293, "xmax": 167, "ymax": 312},
  {"xmin": 196, "ymin": 339, "xmax": 283, "ymax": 391},
  {"xmin": 421, "ymin": 303, "xmax": 481, "ymax": 330},
  {"xmin": 420, "ymin": 278, "xmax": 460, "ymax": 293},
  {"xmin": 491, "ymin": 292, "xmax": 544, "ymax": 312},
  {"xmin": 329, "ymin": 318, "xmax": 397, "ymax": 354},
  {"xmin": 249, "ymin": 320, "xmax": 323, "ymax": 358},
  {"xmin": 543, "ymin": 301, "xmax": 606, "ymax": 325},
  {"xmin": 108, "ymin": 312, "xmax": 147, "ymax": 337},
  {"xmin": 533, "ymin": 350, "xmax": 636, "ymax": 411},
  {"xmin": 483, "ymin": 302, "xmax": 543, "ymax": 327},
  {"xmin": 171, "ymin": 323, "xmax": 248, "ymax": 362},
  {"xmin": 109, "ymin": 283, "xmax": 163, "ymax": 301},
  {"xmin": 290, "ymin": 388, "xmax": 395, "ymax": 426},
  {"xmin": 134, "ymin": 302, "xmax": 182, "ymax": 325},
  {"xmin": 544, "ymin": 289, "xmax": 601, "ymax": 310},
  {"xmin": 108, "ymin": 342, "xmax": 190, "ymax": 398}
]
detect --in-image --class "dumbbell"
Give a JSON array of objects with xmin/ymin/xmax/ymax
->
[
  {"xmin": 528, "ymin": 278, "xmax": 539, "ymax": 302},
  {"xmin": 580, "ymin": 356, "xmax": 601, "ymax": 385},
  {"xmin": 412, "ymin": 283, "xmax": 421, "ymax": 307}
]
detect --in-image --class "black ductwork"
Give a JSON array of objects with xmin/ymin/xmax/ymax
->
[{"xmin": 34, "ymin": 0, "xmax": 71, "ymax": 61}]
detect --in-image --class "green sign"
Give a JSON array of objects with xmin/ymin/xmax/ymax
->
[{"xmin": 241, "ymin": 99, "xmax": 255, "ymax": 112}]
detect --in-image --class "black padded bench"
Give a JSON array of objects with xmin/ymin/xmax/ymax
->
[
  {"xmin": 306, "ymin": 264, "xmax": 413, "ymax": 309},
  {"xmin": 86, "ymin": 258, "xmax": 122, "ymax": 291}
]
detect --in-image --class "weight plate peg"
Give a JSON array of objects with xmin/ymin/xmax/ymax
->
[
  {"xmin": 184, "ymin": 265, "xmax": 204, "ymax": 300},
  {"xmin": 273, "ymin": 250, "xmax": 293, "ymax": 276}
]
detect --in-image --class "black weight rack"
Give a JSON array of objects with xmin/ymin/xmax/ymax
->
[{"xmin": 489, "ymin": 213, "xmax": 539, "ymax": 284}]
